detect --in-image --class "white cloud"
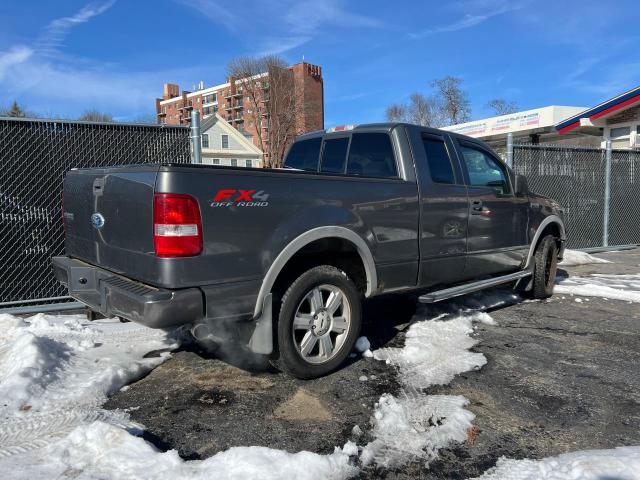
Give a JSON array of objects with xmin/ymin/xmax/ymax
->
[
  {"xmin": 0, "ymin": 45, "xmax": 33, "ymax": 80},
  {"xmin": 0, "ymin": 1, "xmax": 189, "ymax": 118},
  {"xmin": 36, "ymin": 0, "xmax": 116, "ymax": 55},
  {"xmin": 175, "ymin": 0, "xmax": 382, "ymax": 55},
  {"xmin": 409, "ymin": 0, "xmax": 525, "ymax": 39}
]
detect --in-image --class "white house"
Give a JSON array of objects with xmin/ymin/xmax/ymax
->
[{"xmin": 200, "ymin": 113, "xmax": 263, "ymax": 167}]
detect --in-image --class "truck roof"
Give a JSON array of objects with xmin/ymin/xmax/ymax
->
[{"xmin": 296, "ymin": 122, "xmax": 486, "ymax": 146}]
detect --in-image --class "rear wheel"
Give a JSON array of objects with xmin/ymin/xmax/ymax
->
[
  {"xmin": 531, "ymin": 234, "xmax": 559, "ymax": 299},
  {"xmin": 274, "ymin": 265, "xmax": 362, "ymax": 379}
]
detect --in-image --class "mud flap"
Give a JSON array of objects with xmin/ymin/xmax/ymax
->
[{"xmin": 247, "ymin": 294, "xmax": 273, "ymax": 355}]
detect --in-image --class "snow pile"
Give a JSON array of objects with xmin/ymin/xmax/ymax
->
[
  {"xmin": 373, "ymin": 312, "xmax": 488, "ymax": 389},
  {"xmin": 0, "ymin": 313, "xmax": 361, "ymax": 480},
  {"xmin": 0, "ymin": 313, "xmax": 178, "ymax": 457},
  {"xmin": 2, "ymin": 421, "xmax": 358, "ymax": 480},
  {"xmin": 363, "ymin": 292, "xmax": 512, "ymax": 468},
  {"xmin": 556, "ymin": 273, "xmax": 640, "ymax": 303},
  {"xmin": 361, "ymin": 393, "xmax": 474, "ymax": 468},
  {"xmin": 472, "ymin": 446, "xmax": 640, "ymax": 480},
  {"xmin": 354, "ymin": 336, "xmax": 370, "ymax": 353},
  {"xmin": 560, "ymin": 249, "xmax": 611, "ymax": 266}
]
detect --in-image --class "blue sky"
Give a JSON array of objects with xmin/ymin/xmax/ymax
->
[{"xmin": 0, "ymin": 0, "xmax": 638, "ymax": 125}]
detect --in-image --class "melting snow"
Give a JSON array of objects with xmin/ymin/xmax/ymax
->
[
  {"xmin": 556, "ymin": 274, "xmax": 640, "ymax": 303},
  {"xmin": 0, "ymin": 314, "xmax": 358, "ymax": 480},
  {"xmin": 354, "ymin": 336, "xmax": 370, "ymax": 353},
  {"xmin": 560, "ymin": 249, "xmax": 611, "ymax": 266},
  {"xmin": 471, "ymin": 446, "xmax": 640, "ymax": 480},
  {"xmin": 363, "ymin": 290, "xmax": 518, "ymax": 468},
  {"xmin": 1, "ymin": 421, "xmax": 357, "ymax": 480},
  {"xmin": 0, "ymin": 313, "xmax": 178, "ymax": 457}
]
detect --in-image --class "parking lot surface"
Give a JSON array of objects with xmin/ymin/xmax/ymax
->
[{"xmin": 105, "ymin": 249, "xmax": 640, "ymax": 478}]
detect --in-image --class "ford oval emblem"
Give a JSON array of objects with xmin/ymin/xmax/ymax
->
[{"xmin": 90, "ymin": 213, "xmax": 105, "ymax": 229}]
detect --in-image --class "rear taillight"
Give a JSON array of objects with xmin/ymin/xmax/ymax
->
[{"xmin": 153, "ymin": 193, "xmax": 202, "ymax": 257}]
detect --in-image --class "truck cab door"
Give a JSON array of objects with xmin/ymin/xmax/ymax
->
[
  {"xmin": 455, "ymin": 140, "xmax": 529, "ymax": 277},
  {"xmin": 410, "ymin": 130, "xmax": 470, "ymax": 289}
]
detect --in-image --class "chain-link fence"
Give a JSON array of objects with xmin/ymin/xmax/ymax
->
[
  {"xmin": 512, "ymin": 144, "xmax": 640, "ymax": 249},
  {"xmin": 0, "ymin": 117, "xmax": 190, "ymax": 312}
]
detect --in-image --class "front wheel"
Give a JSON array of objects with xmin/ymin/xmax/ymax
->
[
  {"xmin": 531, "ymin": 234, "xmax": 559, "ymax": 299},
  {"xmin": 274, "ymin": 265, "xmax": 362, "ymax": 379}
]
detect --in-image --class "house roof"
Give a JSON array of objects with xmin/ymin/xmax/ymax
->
[
  {"xmin": 200, "ymin": 113, "xmax": 262, "ymax": 155},
  {"xmin": 556, "ymin": 86, "xmax": 640, "ymax": 134}
]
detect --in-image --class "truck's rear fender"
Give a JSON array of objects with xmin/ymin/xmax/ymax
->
[{"xmin": 254, "ymin": 223, "xmax": 378, "ymax": 318}]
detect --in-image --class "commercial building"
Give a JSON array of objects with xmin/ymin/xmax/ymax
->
[
  {"xmin": 555, "ymin": 86, "xmax": 640, "ymax": 149},
  {"xmin": 442, "ymin": 106, "xmax": 588, "ymax": 148},
  {"xmin": 156, "ymin": 62, "xmax": 324, "ymax": 165},
  {"xmin": 443, "ymin": 85, "xmax": 640, "ymax": 150}
]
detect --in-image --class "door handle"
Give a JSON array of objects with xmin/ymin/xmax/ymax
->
[{"xmin": 471, "ymin": 200, "xmax": 490, "ymax": 216}]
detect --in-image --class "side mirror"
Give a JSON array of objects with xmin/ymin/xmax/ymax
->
[{"xmin": 514, "ymin": 174, "xmax": 528, "ymax": 196}]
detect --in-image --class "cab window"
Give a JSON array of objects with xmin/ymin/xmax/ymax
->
[
  {"xmin": 422, "ymin": 136, "xmax": 455, "ymax": 184},
  {"xmin": 461, "ymin": 145, "xmax": 511, "ymax": 194},
  {"xmin": 346, "ymin": 133, "xmax": 397, "ymax": 178},
  {"xmin": 321, "ymin": 137, "xmax": 349, "ymax": 173},
  {"xmin": 284, "ymin": 138, "xmax": 321, "ymax": 171}
]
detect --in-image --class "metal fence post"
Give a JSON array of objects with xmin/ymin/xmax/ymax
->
[
  {"xmin": 506, "ymin": 132, "xmax": 513, "ymax": 168},
  {"xmin": 190, "ymin": 110, "xmax": 202, "ymax": 164},
  {"xmin": 603, "ymin": 140, "xmax": 612, "ymax": 247}
]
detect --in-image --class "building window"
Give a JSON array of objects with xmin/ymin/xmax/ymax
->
[
  {"xmin": 212, "ymin": 158, "xmax": 220, "ymax": 165},
  {"xmin": 203, "ymin": 93, "xmax": 217, "ymax": 104},
  {"xmin": 610, "ymin": 126, "xmax": 631, "ymax": 149},
  {"xmin": 245, "ymin": 159, "xmax": 252, "ymax": 168},
  {"xmin": 202, "ymin": 133, "xmax": 209, "ymax": 148},
  {"xmin": 231, "ymin": 158, "xmax": 238, "ymax": 167},
  {"xmin": 221, "ymin": 134, "xmax": 229, "ymax": 149}
]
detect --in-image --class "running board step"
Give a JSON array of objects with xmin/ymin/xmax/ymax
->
[{"xmin": 419, "ymin": 269, "xmax": 532, "ymax": 303}]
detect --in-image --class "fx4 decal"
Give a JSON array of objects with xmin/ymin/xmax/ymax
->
[{"xmin": 210, "ymin": 189, "xmax": 270, "ymax": 207}]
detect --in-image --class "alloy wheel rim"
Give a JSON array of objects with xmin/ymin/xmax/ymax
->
[{"xmin": 291, "ymin": 284, "xmax": 351, "ymax": 365}]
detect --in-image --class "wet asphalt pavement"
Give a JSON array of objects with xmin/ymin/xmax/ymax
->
[{"xmin": 105, "ymin": 249, "xmax": 640, "ymax": 478}]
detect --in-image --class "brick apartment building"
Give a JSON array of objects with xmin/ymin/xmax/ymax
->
[{"xmin": 156, "ymin": 62, "xmax": 324, "ymax": 165}]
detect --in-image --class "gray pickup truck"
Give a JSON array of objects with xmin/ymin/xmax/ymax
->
[{"xmin": 53, "ymin": 123, "xmax": 566, "ymax": 378}]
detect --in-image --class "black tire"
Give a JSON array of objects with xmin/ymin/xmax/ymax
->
[
  {"xmin": 273, "ymin": 265, "xmax": 362, "ymax": 379},
  {"xmin": 531, "ymin": 234, "xmax": 559, "ymax": 299}
]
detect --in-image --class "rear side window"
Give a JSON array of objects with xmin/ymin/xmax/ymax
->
[
  {"xmin": 321, "ymin": 137, "xmax": 349, "ymax": 173},
  {"xmin": 422, "ymin": 136, "xmax": 455, "ymax": 184},
  {"xmin": 284, "ymin": 138, "xmax": 321, "ymax": 171},
  {"xmin": 346, "ymin": 133, "xmax": 397, "ymax": 177}
]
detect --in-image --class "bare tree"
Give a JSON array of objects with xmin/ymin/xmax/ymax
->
[
  {"xmin": 1, "ymin": 100, "xmax": 27, "ymax": 117},
  {"xmin": 431, "ymin": 76, "xmax": 471, "ymax": 125},
  {"xmin": 486, "ymin": 98, "xmax": 519, "ymax": 115},
  {"xmin": 227, "ymin": 55, "xmax": 307, "ymax": 168},
  {"xmin": 78, "ymin": 109, "xmax": 114, "ymax": 122},
  {"xmin": 385, "ymin": 76, "xmax": 471, "ymax": 127},
  {"xmin": 385, "ymin": 104, "xmax": 408, "ymax": 122},
  {"xmin": 385, "ymin": 93, "xmax": 441, "ymax": 127}
]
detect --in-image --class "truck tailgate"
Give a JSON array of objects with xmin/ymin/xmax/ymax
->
[{"xmin": 63, "ymin": 165, "xmax": 159, "ymax": 281}]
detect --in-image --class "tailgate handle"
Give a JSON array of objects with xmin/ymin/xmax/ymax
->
[{"xmin": 93, "ymin": 177, "xmax": 105, "ymax": 196}]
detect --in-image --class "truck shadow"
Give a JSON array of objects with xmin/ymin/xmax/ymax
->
[{"xmin": 180, "ymin": 288, "xmax": 524, "ymax": 375}]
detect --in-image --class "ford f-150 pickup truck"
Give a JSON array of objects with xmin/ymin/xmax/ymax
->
[{"xmin": 53, "ymin": 123, "xmax": 566, "ymax": 378}]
